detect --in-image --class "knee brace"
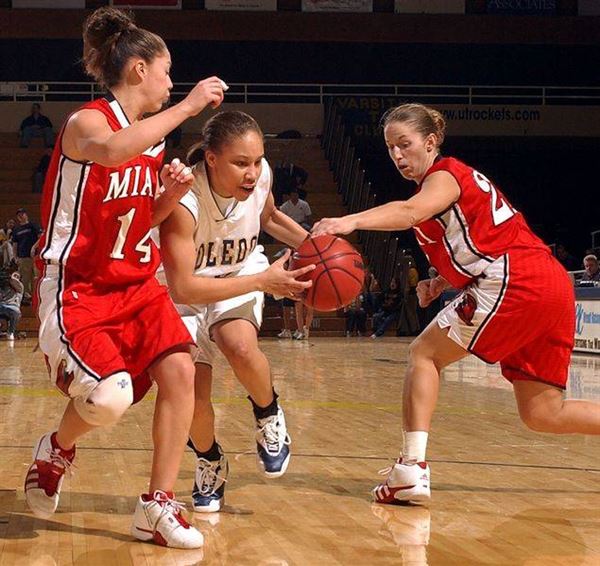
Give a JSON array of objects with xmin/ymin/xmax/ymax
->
[{"xmin": 74, "ymin": 372, "xmax": 134, "ymax": 426}]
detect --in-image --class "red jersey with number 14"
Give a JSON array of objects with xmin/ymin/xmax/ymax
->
[
  {"xmin": 413, "ymin": 157, "xmax": 549, "ymax": 288},
  {"xmin": 39, "ymin": 94, "xmax": 164, "ymax": 289}
]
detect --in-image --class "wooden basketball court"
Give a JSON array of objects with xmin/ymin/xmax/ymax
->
[{"xmin": 1, "ymin": 337, "xmax": 598, "ymax": 565}]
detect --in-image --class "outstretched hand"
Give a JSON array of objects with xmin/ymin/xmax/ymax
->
[
  {"xmin": 182, "ymin": 76, "xmax": 228, "ymax": 116},
  {"xmin": 259, "ymin": 249, "xmax": 315, "ymax": 299},
  {"xmin": 416, "ymin": 277, "xmax": 448, "ymax": 308},
  {"xmin": 311, "ymin": 216, "xmax": 357, "ymax": 237}
]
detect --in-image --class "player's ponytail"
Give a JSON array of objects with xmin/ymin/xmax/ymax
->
[
  {"xmin": 381, "ymin": 103, "xmax": 446, "ymax": 149},
  {"xmin": 187, "ymin": 111, "xmax": 263, "ymax": 165},
  {"xmin": 83, "ymin": 7, "xmax": 167, "ymax": 89}
]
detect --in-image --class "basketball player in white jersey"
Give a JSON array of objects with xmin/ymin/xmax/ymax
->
[{"xmin": 159, "ymin": 111, "xmax": 313, "ymax": 512}]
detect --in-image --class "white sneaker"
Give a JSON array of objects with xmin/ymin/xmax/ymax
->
[
  {"xmin": 131, "ymin": 490, "xmax": 204, "ymax": 548},
  {"xmin": 255, "ymin": 407, "xmax": 291, "ymax": 478},
  {"xmin": 277, "ymin": 329, "xmax": 292, "ymax": 339},
  {"xmin": 372, "ymin": 459, "xmax": 430, "ymax": 505},
  {"xmin": 25, "ymin": 432, "xmax": 75, "ymax": 519},
  {"xmin": 6, "ymin": 333, "xmax": 14, "ymax": 341},
  {"xmin": 292, "ymin": 330, "xmax": 304, "ymax": 340},
  {"xmin": 302, "ymin": 326, "xmax": 310, "ymax": 340}
]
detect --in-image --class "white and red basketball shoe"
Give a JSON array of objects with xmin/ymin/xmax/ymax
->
[
  {"xmin": 25, "ymin": 432, "xmax": 75, "ymax": 519},
  {"xmin": 131, "ymin": 490, "xmax": 204, "ymax": 549},
  {"xmin": 372, "ymin": 459, "xmax": 430, "ymax": 505}
]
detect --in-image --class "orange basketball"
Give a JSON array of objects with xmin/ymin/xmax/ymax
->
[{"xmin": 290, "ymin": 235, "xmax": 365, "ymax": 312}]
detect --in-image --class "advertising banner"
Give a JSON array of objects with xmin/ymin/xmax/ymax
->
[
  {"xmin": 485, "ymin": 0, "xmax": 556, "ymax": 15},
  {"xmin": 574, "ymin": 300, "xmax": 600, "ymax": 354},
  {"xmin": 333, "ymin": 97, "xmax": 600, "ymax": 138},
  {"xmin": 578, "ymin": 0, "xmax": 600, "ymax": 15},
  {"xmin": 110, "ymin": 0, "xmax": 181, "ymax": 8},
  {"xmin": 395, "ymin": 0, "xmax": 465, "ymax": 14},
  {"xmin": 205, "ymin": 0, "xmax": 277, "ymax": 9},
  {"xmin": 302, "ymin": 1, "xmax": 373, "ymax": 13},
  {"xmin": 12, "ymin": 0, "xmax": 84, "ymax": 7}
]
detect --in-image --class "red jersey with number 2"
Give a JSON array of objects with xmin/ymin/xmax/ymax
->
[
  {"xmin": 39, "ymin": 94, "xmax": 163, "ymax": 288},
  {"xmin": 413, "ymin": 157, "xmax": 549, "ymax": 288}
]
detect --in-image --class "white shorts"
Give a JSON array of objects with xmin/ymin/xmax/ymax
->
[{"xmin": 178, "ymin": 250, "xmax": 269, "ymax": 367}]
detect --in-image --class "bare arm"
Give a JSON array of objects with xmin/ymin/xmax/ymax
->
[
  {"xmin": 62, "ymin": 77, "xmax": 226, "ymax": 166},
  {"xmin": 160, "ymin": 205, "xmax": 314, "ymax": 304},
  {"xmin": 260, "ymin": 192, "xmax": 309, "ymax": 249},
  {"xmin": 312, "ymin": 171, "xmax": 460, "ymax": 236},
  {"xmin": 151, "ymin": 159, "xmax": 195, "ymax": 227}
]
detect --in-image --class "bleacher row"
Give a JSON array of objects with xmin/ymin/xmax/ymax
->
[{"xmin": 0, "ymin": 132, "xmax": 359, "ymax": 337}]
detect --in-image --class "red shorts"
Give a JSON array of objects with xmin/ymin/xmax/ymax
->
[
  {"xmin": 438, "ymin": 250, "xmax": 574, "ymax": 389},
  {"xmin": 39, "ymin": 270, "xmax": 193, "ymax": 403}
]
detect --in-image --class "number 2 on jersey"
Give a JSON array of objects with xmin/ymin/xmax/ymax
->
[
  {"xmin": 473, "ymin": 171, "xmax": 515, "ymax": 226},
  {"xmin": 110, "ymin": 208, "xmax": 152, "ymax": 263}
]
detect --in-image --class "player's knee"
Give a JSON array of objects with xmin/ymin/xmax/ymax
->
[
  {"xmin": 518, "ymin": 404, "xmax": 559, "ymax": 433},
  {"xmin": 74, "ymin": 372, "xmax": 133, "ymax": 426},
  {"xmin": 222, "ymin": 340, "xmax": 254, "ymax": 367},
  {"xmin": 156, "ymin": 356, "xmax": 195, "ymax": 398}
]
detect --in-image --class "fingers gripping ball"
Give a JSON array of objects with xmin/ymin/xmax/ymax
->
[{"xmin": 290, "ymin": 235, "xmax": 365, "ymax": 311}]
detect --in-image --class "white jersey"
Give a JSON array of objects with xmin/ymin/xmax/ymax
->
[{"xmin": 179, "ymin": 158, "xmax": 271, "ymax": 278}]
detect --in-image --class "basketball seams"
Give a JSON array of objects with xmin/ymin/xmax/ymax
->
[{"xmin": 311, "ymin": 236, "xmax": 344, "ymax": 309}]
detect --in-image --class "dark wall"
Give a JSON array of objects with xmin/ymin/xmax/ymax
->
[{"xmin": 1, "ymin": 39, "xmax": 599, "ymax": 86}]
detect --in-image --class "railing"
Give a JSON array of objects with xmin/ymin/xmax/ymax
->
[
  {"xmin": 2, "ymin": 81, "xmax": 600, "ymax": 105},
  {"xmin": 322, "ymin": 101, "xmax": 407, "ymax": 286}
]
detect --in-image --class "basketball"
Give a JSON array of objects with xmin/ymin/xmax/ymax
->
[{"xmin": 290, "ymin": 235, "xmax": 365, "ymax": 311}]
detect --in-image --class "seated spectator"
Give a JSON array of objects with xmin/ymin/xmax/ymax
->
[
  {"xmin": 0, "ymin": 219, "xmax": 16, "ymax": 267},
  {"xmin": 581, "ymin": 254, "xmax": 600, "ymax": 282},
  {"xmin": 345, "ymin": 293, "xmax": 367, "ymax": 337},
  {"xmin": 371, "ymin": 277, "xmax": 403, "ymax": 338},
  {"xmin": 19, "ymin": 103, "xmax": 54, "ymax": 148},
  {"xmin": 32, "ymin": 147, "xmax": 53, "ymax": 193},
  {"xmin": 279, "ymin": 190, "xmax": 312, "ymax": 231},
  {"xmin": 273, "ymin": 160, "xmax": 308, "ymax": 203},
  {"xmin": 0, "ymin": 269, "xmax": 24, "ymax": 341},
  {"xmin": 555, "ymin": 243, "xmax": 578, "ymax": 271}
]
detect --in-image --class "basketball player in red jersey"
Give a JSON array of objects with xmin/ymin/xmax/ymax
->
[
  {"xmin": 24, "ymin": 7, "xmax": 227, "ymax": 548},
  {"xmin": 313, "ymin": 103, "xmax": 600, "ymax": 505}
]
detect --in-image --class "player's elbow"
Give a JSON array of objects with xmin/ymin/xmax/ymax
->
[{"xmin": 400, "ymin": 203, "xmax": 421, "ymax": 228}]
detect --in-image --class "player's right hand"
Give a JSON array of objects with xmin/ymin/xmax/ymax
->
[
  {"xmin": 259, "ymin": 249, "xmax": 315, "ymax": 298},
  {"xmin": 416, "ymin": 277, "xmax": 447, "ymax": 307},
  {"xmin": 181, "ymin": 76, "xmax": 227, "ymax": 116}
]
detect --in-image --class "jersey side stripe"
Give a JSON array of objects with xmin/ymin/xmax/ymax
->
[
  {"xmin": 41, "ymin": 155, "xmax": 66, "ymax": 260},
  {"xmin": 453, "ymin": 204, "xmax": 495, "ymax": 263},
  {"xmin": 468, "ymin": 254, "xmax": 510, "ymax": 351},
  {"xmin": 54, "ymin": 163, "xmax": 101, "ymax": 381}
]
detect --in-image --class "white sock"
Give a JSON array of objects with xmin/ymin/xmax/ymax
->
[{"xmin": 402, "ymin": 431, "xmax": 428, "ymax": 463}]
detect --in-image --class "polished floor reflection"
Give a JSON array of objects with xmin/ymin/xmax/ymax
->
[{"xmin": 0, "ymin": 337, "xmax": 598, "ymax": 565}]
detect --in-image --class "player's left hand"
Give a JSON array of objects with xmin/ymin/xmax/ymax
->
[
  {"xmin": 311, "ymin": 216, "xmax": 357, "ymax": 236},
  {"xmin": 160, "ymin": 158, "xmax": 194, "ymax": 199}
]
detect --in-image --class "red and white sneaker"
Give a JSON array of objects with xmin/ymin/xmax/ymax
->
[
  {"xmin": 131, "ymin": 490, "xmax": 204, "ymax": 549},
  {"xmin": 372, "ymin": 459, "xmax": 430, "ymax": 505},
  {"xmin": 25, "ymin": 432, "xmax": 75, "ymax": 519}
]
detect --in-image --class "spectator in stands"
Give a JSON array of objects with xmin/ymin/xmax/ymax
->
[
  {"xmin": 555, "ymin": 243, "xmax": 578, "ymax": 271},
  {"xmin": 19, "ymin": 103, "xmax": 54, "ymax": 148},
  {"xmin": 0, "ymin": 269, "xmax": 24, "ymax": 341},
  {"xmin": 581, "ymin": 254, "xmax": 600, "ymax": 282},
  {"xmin": 11, "ymin": 208, "xmax": 42, "ymax": 303},
  {"xmin": 280, "ymin": 190, "xmax": 313, "ymax": 231},
  {"xmin": 273, "ymin": 160, "xmax": 308, "ymax": 203},
  {"xmin": 371, "ymin": 276, "xmax": 403, "ymax": 338},
  {"xmin": 0, "ymin": 219, "xmax": 16, "ymax": 267},
  {"xmin": 363, "ymin": 266, "xmax": 381, "ymax": 315},
  {"xmin": 398, "ymin": 258, "xmax": 420, "ymax": 336},
  {"xmin": 32, "ymin": 147, "xmax": 53, "ymax": 193},
  {"xmin": 345, "ymin": 292, "xmax": 367, "ymax": 337}
]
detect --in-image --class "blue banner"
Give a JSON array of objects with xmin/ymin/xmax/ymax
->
[{"xmin": 486, "ymin": 0, "xmax": 556, "ymax": 15}]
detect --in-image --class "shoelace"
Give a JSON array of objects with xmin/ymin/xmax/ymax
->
[
  {"xmin": 196, "ymin": 458, "xmax": 227, "ymax": 496},
  {"xmin": 41, "ymin": 448, "xmax": 75, "ymax": 494},
  {"xmin": 258, "ymin": 418, "xmax": 291, "ymax": 453},
  {"xmin": 153, "ymin": 493, "xmax": 190, "ymax": 528}
]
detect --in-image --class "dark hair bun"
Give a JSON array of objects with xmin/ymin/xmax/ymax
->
[{"xmin": 83, "ymin": 7, "xmax": 136, "ymax": 51}]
